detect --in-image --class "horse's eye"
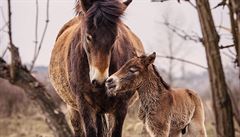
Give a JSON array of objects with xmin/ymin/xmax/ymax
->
[
  {"xmin": 129, "ymin": 67, "xmax": 139, "ymax": 73},
  {"xmin": 86, "ymin": 34, "xmax": 92, "ymax": 43}
]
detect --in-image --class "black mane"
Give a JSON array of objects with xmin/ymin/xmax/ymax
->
[
  {"xmin": 86, "ymin": 0, "xmax": 124, "ymax": 29},
  {"xmin": 152, "ymin": 65, "xmax": 171, "ymax": 90}
]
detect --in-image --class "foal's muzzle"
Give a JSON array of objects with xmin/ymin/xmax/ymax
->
[{"xmin": 105, "ymin": 77, "xmax": 117, "ymax": 95}]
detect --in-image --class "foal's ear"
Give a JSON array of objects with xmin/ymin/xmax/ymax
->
[{"xmin": 143, "ymin": 52, "xmax": 156, "ymax": 66}]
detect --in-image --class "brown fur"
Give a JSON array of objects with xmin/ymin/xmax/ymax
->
[{"xmin": 106, "ymin": 53, "xmax": 207, "ymax": 137}]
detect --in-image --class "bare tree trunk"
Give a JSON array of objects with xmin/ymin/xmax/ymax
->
[
  {"xmin": 228, "ymin": 0, "xmax": 240, "ymax": 127},
  {"xmin": 229, "ymin": 0, "xmax": 240, "ymax": 76},
  {"xmin": 195, "ymin": 0, "xmax": 235, "ymax": 137},
  {"xmin": 1, "ymin": 1, "xmax": 74, "ymax": 137}
]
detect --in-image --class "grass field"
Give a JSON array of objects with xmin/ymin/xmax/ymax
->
[{"xmin": 0, "ymin": 102, "xmax": 220, "ymax": 137}]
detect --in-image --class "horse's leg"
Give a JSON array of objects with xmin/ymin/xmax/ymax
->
[
  {"xmin": 69, "ymin": 107, "xmax": 85, "ymax": 137},
  {"xmin": 96, "ymin": 113, "xmax": 108, "ymax": 137},
  {"xmin": 82, "ymin": 106, "xmax": 98, "ymax": 137},
  {"xmin": 78, "ymin": 97, "xmax": 98, "ymax": 137},
  {"xmin": 111, "ymin": 104, "xmax": 128, "ymax": 137}
]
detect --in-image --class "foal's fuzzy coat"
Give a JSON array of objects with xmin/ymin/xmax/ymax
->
[{"xmin": 106, "ymin": 53, "xmax": 207, "ymax": 137}]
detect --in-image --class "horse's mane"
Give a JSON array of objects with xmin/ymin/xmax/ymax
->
[
  {"xmin": 86, "ymin": 0, "xmax": 124, "ymax": 29},
  {"xmin": 152, "ymin": 65, "xmax": 171, "ymax": 90}
]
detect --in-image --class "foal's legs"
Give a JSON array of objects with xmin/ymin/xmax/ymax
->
[
  {"xmin": 184, "ymin": 119, "xmax": 206, "ymax": 137},
  {"xmin": 184, "ymin": 90, "xmax": 207, "ymax": 137},
  {"xmin": 69, "ymin": 107, "xmax": 85, "ymax": 137},
  {"xmin": 145, "ymin": 117, "xmax": 171, "ymax": 137}
]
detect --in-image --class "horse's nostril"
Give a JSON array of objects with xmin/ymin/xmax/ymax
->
[
  {"xmin": 106, "ymin": 78, "xmax": 113, "ymax": 84},
  {"xmin": 92, "ymin": 79, "xmax": 98, "ymax": 86}
]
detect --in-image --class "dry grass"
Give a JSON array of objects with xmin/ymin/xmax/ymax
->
[
  {"xmin": 0, "ymin": 115, "xmax": 54, "ymax": 137},
  {"xmin": 0, "ymin": 100, "xmax": 219, "ymax": 137}
]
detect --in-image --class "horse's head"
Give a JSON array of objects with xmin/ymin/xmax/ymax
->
[
  {"xmin": 105, "ymin": 52, "xmax": 156, "ymax": 95},
  {"xmin": 79, "ymin": 0, "xmax": 132, "ymax": 87}
]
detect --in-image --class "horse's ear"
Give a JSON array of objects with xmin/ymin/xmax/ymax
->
[
  {"xmin": 123, "ymin": 0, "xmax": 132, "ymax": 10},
  {"xmin": 142, "ymin": 52, "xmax": 156, "ymax": 66},
  {"xmin": 80, "ymin": 0, "xmax": 94, "ymax": 12}
]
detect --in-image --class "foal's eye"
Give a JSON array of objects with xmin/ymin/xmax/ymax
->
[{"xmin": 129, "ymin": 67, "xmax": 139, "ymax": 74}]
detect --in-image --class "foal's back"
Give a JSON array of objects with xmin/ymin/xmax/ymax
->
[{"xmin": 170, "ymin": 88, "xmax": 206, "ymax": 137}]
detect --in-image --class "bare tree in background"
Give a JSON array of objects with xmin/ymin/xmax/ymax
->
[
  {"xmin": 0, "ymin": 1, "xmax": 73, "ymax": 137},
  {"xmin": 195, "ymin": 0, "xmax": 235, "ymax": 136},
  {"xmin": 162, "ymin": 15, "xmax": 186, "ymax": 85},
  {"xmin": 229, "ymin": 0, "xmax": 240, "ymax": 71}
]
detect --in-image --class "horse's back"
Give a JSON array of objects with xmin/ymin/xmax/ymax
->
[{"xmin": 49, "ymin": 17, "xmax": 81, "ymax": 109}]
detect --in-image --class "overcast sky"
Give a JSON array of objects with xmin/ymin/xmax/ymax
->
[{"xmin": 0, "ymin": 0, "xmax": 235, "ymax": 75}]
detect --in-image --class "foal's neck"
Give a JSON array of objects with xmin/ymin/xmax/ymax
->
[{"xmin": 138, "ymin": 65, "xmax": 170, "ymax": 107}]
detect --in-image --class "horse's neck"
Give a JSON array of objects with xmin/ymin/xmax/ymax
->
[
  {"xmin": 138, "ymin": 67, "xmax": 169, "ymax": 109},
  {"xmin": 110, "ymin": 24, "xmax": 136, "ymax": 70}
]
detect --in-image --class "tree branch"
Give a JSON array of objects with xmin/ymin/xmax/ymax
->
[
  {"xmin": 1, "ymin": 46, "xmax": 8, "ymax": 58},
  {"xmin": 156, "ymin": 54, "xmax": 208, "ymax": 69},
  {"xmin": 219, "ymin": 44, "xmax": 235, "ymax": 49},
  {"xmin": 7, "ymin": 0, "xmax": 22, "ymax": 82},
  {"xmin": 0, "ymin": 6, "xmax": 7, "ymax": 23},
  {"xmin": 213, "ymin": 0, "xmax": 227, "ymax": 9},
  {"xmin": 161, "ymin": 21, "xmax": 203, "ymax": 43},
  {"xmin": 29, "ymin": 0, "xmax": 50, "ymax": 72},
  {"xmin": 33, "ymin": 0, "xmax": 39, "ymax": 66},
  {"xmin": 0, "ymin": 22, "xmax": 8, "ymax": 32}
]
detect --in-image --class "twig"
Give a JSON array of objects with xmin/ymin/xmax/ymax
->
[
  {"xmin": 33, "ymin": 0, "xmax": 39, "ymax": 63},
  {"xmin": 161, "ymin": 21, "xmax": 203, "ymax": 43},
  {"xmin": 216, "ymin": 25, "xmax": 231, "ymax": 33},
  {"xmin": 213, "ymin": 0, "xmax": 227, "ymax": 9},
  {"xmin": 156, "ymin": 54, "xmax": 208, "ymax": 69},
  {"xmin": 185, "ymin": 0, "xmax": 197, "ymax": 9},
  {"xmin": 29, "ymin": 0, "xmax": 49, "ymax": 72},
  {"xmin": 219, "ymin": 44, "xmax": 234, "ymax": 49},
  {"xmin": 7, "ymin": 0, "xmax": 13, "ymax": 46},
  {"xmin": 222, "ymin": 52, "xmax": 235, "ymax": 60},
  {"xmin": 1, "ymin": 47, "xmax": 8, "ymax": 58},
  {"xmin": 0, "ymin": 6, "xmax": 7, "ymax": 23},
  {"xmin": 0, "ymin": 23, "xmax": 8, "ymax": 32}
]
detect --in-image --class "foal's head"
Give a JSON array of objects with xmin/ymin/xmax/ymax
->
[
  {"xmin": 105, "ymin": 52, "xmax": 156, "ymax": 95},
  {"xmin": 78, "ymin": 0, "xmax": 132, "ymax": 87}
]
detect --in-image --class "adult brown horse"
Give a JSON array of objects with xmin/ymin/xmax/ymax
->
[{"xmin": 49, "ymin": 0, "xmax": 144, "ymax": 137}]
